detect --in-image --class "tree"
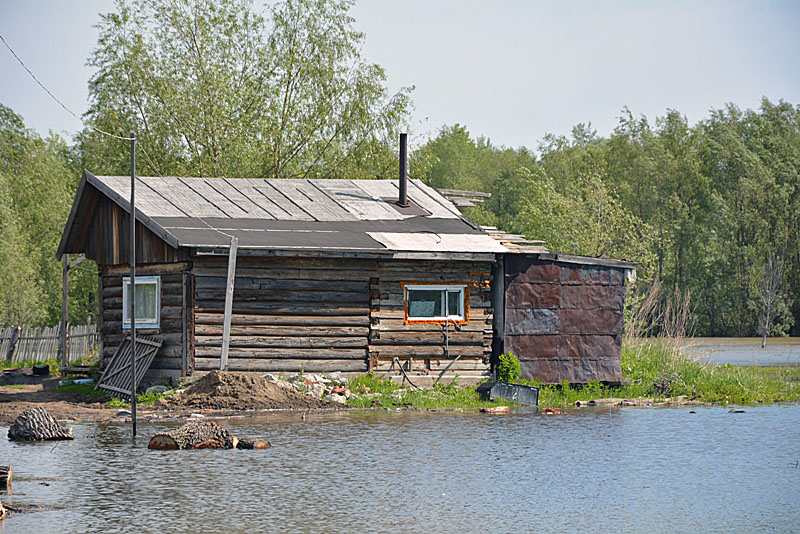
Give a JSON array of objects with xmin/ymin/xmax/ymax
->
[
  {"xmin": 80, "ymin": 0, "xmax": 412, "ymax": 179},
  {"xmin": 0, "ymin": 105, "xmax": 96, "ymax": 327},
  {"xmin": 752, "ymin": 254, "xmax": 792, "ymax": 347}
]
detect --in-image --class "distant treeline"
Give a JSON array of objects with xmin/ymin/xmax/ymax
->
[{"xmin": 413, "ymin": 100, "xmax": 799, "ymax": 337}]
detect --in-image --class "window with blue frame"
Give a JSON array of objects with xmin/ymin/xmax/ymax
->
[{"xmin": 122, "ymin": 276, "xmax": 160, "ymax": 329}]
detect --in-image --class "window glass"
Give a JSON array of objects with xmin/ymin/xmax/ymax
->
[
  {"xmin": 127, "ymin": 282, "xmax": 158, "ymax": 321},
  {"xmin": 447, "ymin": 290, "xmax": 461, "ymax": 317},
  {"xmin": 406, "ymin": 286, "xmax": 465, "ymax": 320},
  {"xmin": 123, "ymin": 276, "xmax": 160, "ymax": 327},
  {"xmin": 408, "ymin": 289, "xmax": 442, "ymax": 318}
]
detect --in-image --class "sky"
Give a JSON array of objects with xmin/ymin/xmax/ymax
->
[{"xmin": 1, "ymin": 0, "xmax": 799, "ymax": 151}]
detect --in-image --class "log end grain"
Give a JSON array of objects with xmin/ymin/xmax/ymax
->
[
  {"xmin": 147, "ymin": 435, "xmax": 179, "ymax": 450},
  {"xmin": 236, "ymin": 438, "xmax": 271, "ymax": 450}
]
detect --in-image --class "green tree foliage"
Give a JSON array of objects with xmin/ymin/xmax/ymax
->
[
  {"xmin": 413, "ymin": 98, "xmax": 800, "ymax": 337},
  {"xmin": 0, "ymin": 105, "xmax": 97, "ymax": 327},
  {"xmin": 80, "ymin": 0, "xmax": 412, "ymax": 179}
]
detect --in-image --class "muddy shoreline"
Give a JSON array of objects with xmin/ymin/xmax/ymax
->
[{"xmin": 0, "ymin": 383, "xmax": 728, "ymax": 425}]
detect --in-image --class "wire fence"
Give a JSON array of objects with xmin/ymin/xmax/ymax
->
[{"xmin": 0, "ymin": 323, "xmax": 99, "ymax": 364}]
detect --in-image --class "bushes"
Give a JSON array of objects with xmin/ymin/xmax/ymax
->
[{"xmin": 497, "ymin": 351, "xmax": 521, "ymax": 383}]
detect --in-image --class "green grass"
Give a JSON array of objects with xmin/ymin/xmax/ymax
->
[
  {"xmin": 529, "ymin": 340, "xmax": 800, "ymax": 409},
  {"xmin": 346, "ymin": 372, "xmax": 508, "ymax": 411},
  {"xmin": 56, "ymin": 382, "xmax": 107, "ymax": 400},
  {"xmin": 54, "ymin": 381, "xmax": 175, "ymax": 408},
  {"xmin": 346, "ymin": 342, "xmax": 800, "ymax": 412},
  {"xmin": 105, "ymin": 389, "xmax": 176, "ymax": 408}
]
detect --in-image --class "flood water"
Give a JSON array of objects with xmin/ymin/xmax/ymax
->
[
  {"xmin": 1, "ymin": 406, "xmax": 799, "ymax": 533},
  {"xmin": 682, "ymin": 337, "xmax": 800, "ymax": 366}
]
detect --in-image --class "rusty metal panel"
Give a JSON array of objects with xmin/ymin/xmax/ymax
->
[
  {"xmin": 561, "ymin": 264, "xmax": 625, "ymax": 285},
  {"xmin": 505, "ymin": 282, "xmax": 561, "ymax": 309},
  {"xmin": 504, "ymin": 309, "xmax": 558, "ymax": 335},
  {"xmin": 520, "ymin": 357, "xmax": 621, "ymax": 384},
  {"xmin": 560, "ymin": 284, "xmax": 625, "ymax": 310},
  {"xmin": 503, "ymin": 254, "xmax": 626, "ymax": 384}
]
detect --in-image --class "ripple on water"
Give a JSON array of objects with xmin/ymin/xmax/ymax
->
[{"xmin": 0, "ymin": 406, "xmax": 798, "ymax": 533}]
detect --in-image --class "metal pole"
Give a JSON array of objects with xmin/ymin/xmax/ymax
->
[
  {"xmin": 398, "ymin": 132, "xmax": 409, "ymax": 207},
  {"xmin": 130, "ymin": 132, "xmax": 137, "ymax": 437}
]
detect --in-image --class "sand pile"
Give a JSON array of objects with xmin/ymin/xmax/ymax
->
[{"xmin": 167, "ymin": 370, "xmax": 330, "ymax": 410}]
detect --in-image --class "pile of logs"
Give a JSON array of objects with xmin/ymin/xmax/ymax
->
[
  {"xmin": 7, "ymin": 407, "xmax": 74, "ymax": 441},
  {"xmin": 148, "ymin": 420, "xmax": 269, "ymax": 450}
]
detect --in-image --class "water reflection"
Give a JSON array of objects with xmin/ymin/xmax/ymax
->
[{"xmin": 1, "ymin": 406, "xmax": 798, "ymax": 533}]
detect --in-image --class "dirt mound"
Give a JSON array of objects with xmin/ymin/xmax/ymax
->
[{"xmin": 167, "ymin": 370, "xmax": 330, "ymax": 411}]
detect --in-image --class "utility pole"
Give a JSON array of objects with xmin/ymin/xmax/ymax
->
[{"xmin": 130, "ymin": 132, "xmax": 137, "ymax": 437}]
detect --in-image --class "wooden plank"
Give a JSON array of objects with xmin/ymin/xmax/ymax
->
[
  {"xmin": 195, "ymin": 255, "xmax": 377, "ymax": 271},
  {"xmin": 103, "ymin": 262, "xmax": 189, "ymax": 276},
  {"xmin": 196, "ymin": 336, "xmax": 367, "ymax": 349},
  {"xmin": 181, "ymin": 270, "xmax": 187, "ymax": 379},
  {"xmin": 222, "ymin": 178, "xmax": 288, "ymax": 219},
  {"xmin": 61, "ymin": 255, "xmax": 68, "ymax": 367},
  {"xmin": 367, "ymin": 345, "xmax": 485, "ymax": 357},
  {"xmin": 369, "ymin": 309, "xmax": 492, "ymax": 321},
  {"xmin": 220, "ymin": 236, "xmax": 238, "ymax": 371},
  {"xmin": 195, "ymin": 324, "xmax": 369, "ymax": 336},
  {"xmin": 368, "ymin": 331, "xmax": 483, "ymax": 345},
  {"xmin": 95, "ymin": 334, "xmax": 163, "ymax": 399},
  {"xmin": 195, "ymin": 347, "xmax": 366, "ymax": 359},
  {"xmin": 315, "ymin": 180, "xmax": 403, "ymax": 221},
  {"xmin": 195, "ymin": 289, "xmax": 367, "ymax": 303},
  {"xmin": 194, "ymin": 277, "xmax": 368, "ymax": 292},
  {"xmin": 147, "ymin": 177, "xmax": 226, "ymax": 218},
  {"xmin": 369, "ymin": 321, "xmax": 488, "ymax": 333},
  {"xmin": 194, "ymin": 313, "xmax": 370, "ymax": 327},
  {"xmin": 103, "ymin": 344, "xmax": 183, "ymax": 359},
  {"xmin": 372, "ymin": 359, "xmax": 488, "ymax": 371},
  {"xmin": 195, "ymin": 302, "xmax": 369, "ymax": 315},
  {"xmin": 204, "ymin": 178, "xmax": 274, "ymax": 218},
  {"xmin": 194, "ymin": 358, "xmax": 367, "ymax": 372},
  {"xmin": 254, "ymin": 180, "xmax": 314, "ymax": 220},
  {"xmin": 192, "ymin": 268, "xmax": 372, "ymax": 281},
  {"xmin": 104, "ymin": 333, "xmax": 183, "ymax": 346}
]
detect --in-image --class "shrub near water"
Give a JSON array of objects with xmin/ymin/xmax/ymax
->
[{"xmin": 496, "ymin": 351, "xmax": 521, "ymax": 383}]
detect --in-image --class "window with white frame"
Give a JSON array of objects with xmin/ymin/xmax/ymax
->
[
  {"xmin": 122, "ymin": 276, "xmax": 161, "ymax": 329},
  {"xmin": 405, "ymin": 285, "xmax": 465, "ymax": 321}
]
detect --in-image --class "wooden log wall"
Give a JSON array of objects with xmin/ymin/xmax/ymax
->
[
  {"xmin": 100, "ymin": 262, "xmax": 190, "ymax": 377},
  {"xmin": 191, "ymin": 256, "xmax": 372, "ymax": 373},
  {"xmin": 84, "ymin": 195, "xmax": 188, "ymax": 266},
  {"xmin": 368, "ymin": 259, "xmax": 494, "ymax": 379}
]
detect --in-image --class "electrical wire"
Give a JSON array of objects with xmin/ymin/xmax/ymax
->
[{"xmin": 0, "ymin": 32, "xmax": 134, "ymax": 141}]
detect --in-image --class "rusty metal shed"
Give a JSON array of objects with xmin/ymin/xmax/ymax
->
[{"xmin": 493, "ymin": 250, "xmax": 636, "ymax": 385}]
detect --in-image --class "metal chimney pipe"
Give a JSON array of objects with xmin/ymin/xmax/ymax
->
[{"xmin": 398, "ymin": 132, "xmax": 409, "ymax": 207}]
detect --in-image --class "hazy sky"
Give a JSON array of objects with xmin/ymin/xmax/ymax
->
[{"xmin": 1, "ymin": 0, "xmax": 799, "ymax": 150}]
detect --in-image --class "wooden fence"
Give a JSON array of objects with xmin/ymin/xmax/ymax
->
[{"xmin": 0, "ymin": 324, "xmax": 99, "ymax": 364}]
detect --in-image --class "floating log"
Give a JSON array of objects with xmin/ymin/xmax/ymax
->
[
  {"xmin": 148, "ymin": 420, "xmax": 238, "ymax": 450},
  {"xmin": 236, "ymin": 438, "xmax": 271, "ymax": 450},
  {"xmin": 0, "ymin": 466, "xmax": 10, "ymax": 490},
  {"xmin": 7, "ymin": 407, "xmax": 74, "ymax": 442}
]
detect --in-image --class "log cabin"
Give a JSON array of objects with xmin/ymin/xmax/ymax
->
[{"xmin": 57, "ymin": 164, "xmax": 635, "ymax": 388}]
